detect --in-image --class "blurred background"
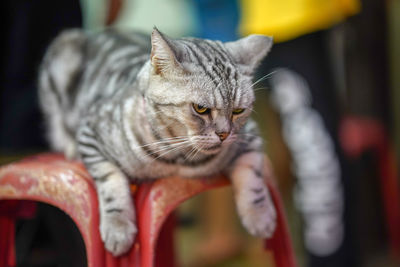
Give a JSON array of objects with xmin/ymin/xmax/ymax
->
[{"xmin": 1, "ymin": 0, "xmax": 400, "ymax": 266}]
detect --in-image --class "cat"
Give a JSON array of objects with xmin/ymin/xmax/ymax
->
[{"xmin": 39, "ymin": 27, "xmax": 276, "ymax": 256}]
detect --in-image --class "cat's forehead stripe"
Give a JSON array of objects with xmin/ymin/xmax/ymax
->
[
  {"xmin": 203, "ymin": 41, "xmax": 227, "ymax": 62},
  {"xmin": 180, "ymin": 39, "xmax": 241, "ymax": 106},
  {"xmin": 189, "ymin": 41, "xmax": 212, "ymax": 61},
  {"xmin": 181, "ymin": 41, "xmax": 220, "ymax": 87}
]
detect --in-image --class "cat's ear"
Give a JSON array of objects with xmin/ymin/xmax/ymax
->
[
  {"xmin": 225, "ymin": 35, "xmax": 273, "ymax": 71},
  {"xmin": 150, "ymin": 27, "xmax": 183, "ymax": 76}
]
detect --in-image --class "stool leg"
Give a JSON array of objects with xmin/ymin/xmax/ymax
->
[
  {"xmin": 265, "ymin": 181, "xmax": 297, "ymax": 267},
  {"xmin": 155, "ymin": 213, "xmax": 176, "ymax": 267},
  {"xmin": 0, "ymin": 216, "xmax": 16, "ymax": 267}
]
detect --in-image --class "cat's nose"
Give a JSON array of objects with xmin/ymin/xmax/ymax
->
[{"xmin": 216, "ymin": 131, "xmax": 229, "ymax": 141}]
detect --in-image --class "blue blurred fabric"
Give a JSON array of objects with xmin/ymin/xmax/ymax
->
[{"xmin": 192, "ymin": 0, "xmax": 240, "ymax": 41}]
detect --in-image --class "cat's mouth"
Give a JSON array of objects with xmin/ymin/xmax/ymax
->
[
  {"xmin": 193, "ymin": 143, "xmax": 222, "ymax": 155},
  {"xmin": 189, "ymin": 135, "xmax": 225, "ymax": 154},
  {"xmin": 202, "ymin": 144, "xmax": 221, "ymax": 151}
]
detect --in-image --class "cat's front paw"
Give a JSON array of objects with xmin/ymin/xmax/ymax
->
[
  {"xmin": 100, "ymin": 213, "xmax": 137, "ymax": 256},
  {"xmin": 240, "ymin": 192, "xmax": 277, "ymax": 238}
]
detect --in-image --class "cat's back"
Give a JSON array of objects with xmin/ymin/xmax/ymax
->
[
  {"xmin": 85, "ymin": 28, "xmax": 151, "ymax": 62},
  {"xmin": 40, "ymin": 28, "xmax": 151, "ymax": 115},
  {"xmin": 73, "ymin": 29, "xmax": 150, "ymax": 104},
  {"xmin": 39, "ymin": 28, "xmax": 152, "ymax": 150}
]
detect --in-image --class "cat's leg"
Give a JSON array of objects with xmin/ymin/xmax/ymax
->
[
  {"xmin": 49, "ymin": 114, "xmax": 77, "ymax": 159},
  {"xmin": 228, "ymin": 150, "xmax": 277, "ymax": 238},
  {"xmin": 89, "ymin": 161, "xmax": 136, "ymax": 256},
  {"xmin": 77, "ymin": 128, "xmax": 136, "ymax": 256}
]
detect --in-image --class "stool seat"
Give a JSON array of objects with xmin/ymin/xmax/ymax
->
[{"xmin": 0, "ymin": 153, "xmax": 297, "ymax": 267}]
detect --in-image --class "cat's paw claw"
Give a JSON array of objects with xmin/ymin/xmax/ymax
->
[
  {"xmin": 101, "ymin": 215, "xmax": 137, "ymax": 256},
  {"xmin": 241, "ymin": 201, "xmax": 277, "ymax": 239}
]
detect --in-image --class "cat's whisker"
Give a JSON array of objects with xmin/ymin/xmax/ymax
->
[
  {"xmin": 146, "ymin": 145, "xmax": 188, "ymax": 163},
  {"xmin": 138, "ymin": 139, "xmax": 191, "ymax": 159},
  {"xmin": 190, "ymin": 146, "xmax": 202, "ymax": 161},
  {"xmin": 152, "ymin": 135, "xmax": 191, "ymax": 141},
  {"xmin": 137, "ymin": 139, "xmax": 188, "ymax": 149},
  {"xmin": 250, "ymin": 70, "xmax": 278, "ymax": 88},
  {"xmin": 135, "ymin": 136, "xmax": 191, "ymax": 149},
  {"xmin": 145, "ymin": 140, "xmax": 192, "ymax": 157},
  {"xmin": 247, "ymin": 107, "xmax": 259, "ymax": 115},
  {"xmin": 192, "ymin": 135, "xmax": 215, "ymax": 141},
  {"xmin": 153, "ymin": 137, "xmax": 191, "ymax": 145},
  {"xmin": 151, "ymin": 141, "xmax": 193, "ymax": 162},
  {"xmin": 253, "ymin": 86, "xmax": 270, "ymax": 92},
  {"xmin": 185, "ymin": 145, "xmax": 198, "ymax": 161},
  {"xmin": 135, "ymin": 141, "xmax": 187, "ymax": 152},
  {"xmin": 187, "ymin": 143, "xmax": 204, "ymax": 161},
  {"xmin": 148, "ymin": 138, "xmax": 192, "ymax": 154},
  {"xmin": 181, "ymin": 136, "xmax": 206, "ymax": 160}
]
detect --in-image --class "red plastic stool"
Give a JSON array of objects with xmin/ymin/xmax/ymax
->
[{"xmin": 0, "ymin": 153, "xmax": 297, "ymax": 267}]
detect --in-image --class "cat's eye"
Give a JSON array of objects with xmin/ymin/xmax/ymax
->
[
  {"xmin": 193, "ymin": 104, "xmax": 210, "ymax": 114},
  {"xmin": 232, "ymin": 108, "xmax": 245, "ymax": 115}
]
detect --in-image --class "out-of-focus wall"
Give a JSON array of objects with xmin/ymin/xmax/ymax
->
[
  {"xmin": 388, "ymin": 0, "xmax": 400, "ymax": 159},
  {"xmin": 80, "ymin": 0, "xmax": 196, "ymax": 37}
]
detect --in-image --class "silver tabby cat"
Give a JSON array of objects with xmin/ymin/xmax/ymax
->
[{"xmin": 39, "ymin": 28, "xmax": 276, "ymax": 256}]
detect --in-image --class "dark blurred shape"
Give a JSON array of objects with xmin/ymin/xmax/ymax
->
[
  {"xmin": 16, "ymin": 203, "xmax": 87, "ymax": 267},
  {"xmin": 341, "ymin": 0, "xmax": 396, "ymax": 264},
  {"xmin": 340, "ymin": 116, "xmax": 400, "ymax": 261},
  {"xmin": 0, "ymin": 0, "xmax": 82, "ymax": 153},
  {"xmin": 0, "ymin": 1, "xmax": 84, "ymax": 265},
  {"xmin": 344, "ymin": 0, "xmax": 390, "ymax": 124}
]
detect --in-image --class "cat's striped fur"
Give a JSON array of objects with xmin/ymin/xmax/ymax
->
[{"xmin": 39, "ymin": 28, "xmax": 276, "ymax": 256}]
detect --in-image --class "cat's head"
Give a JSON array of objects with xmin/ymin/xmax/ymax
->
[{"xmin": 146, "ymin": 28, "xmax": 272, "ymax": 154}]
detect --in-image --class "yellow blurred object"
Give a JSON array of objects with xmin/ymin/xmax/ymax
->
[{"xmin": 239, "ymin": 0, "xmax": 361, "ymax": 42}]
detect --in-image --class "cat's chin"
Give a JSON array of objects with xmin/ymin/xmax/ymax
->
[{"xmin": 197, "ymin": 144, "xmax": 222, "ymax": 155}]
